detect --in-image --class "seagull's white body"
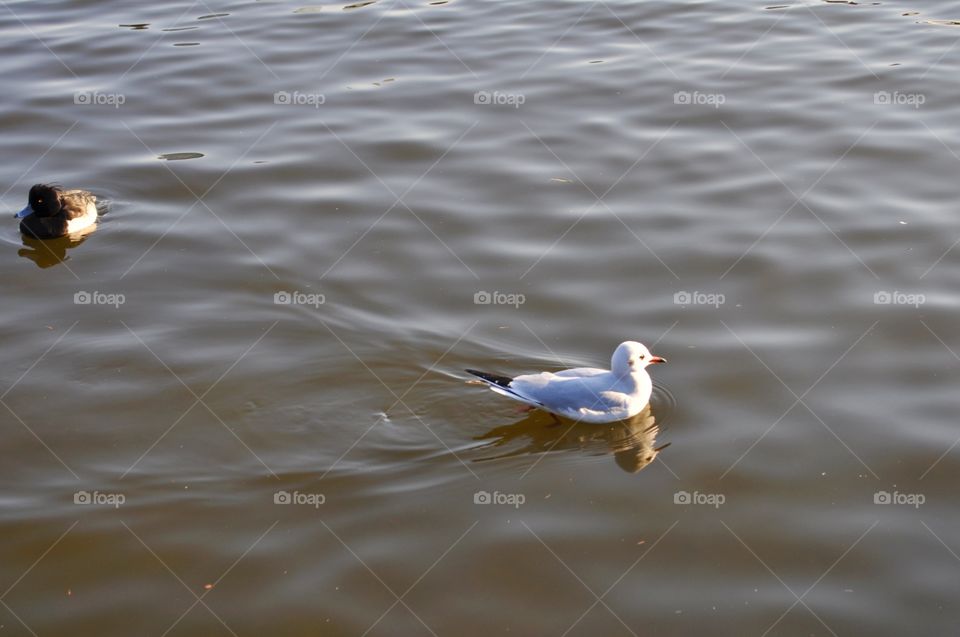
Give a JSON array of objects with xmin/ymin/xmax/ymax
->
[{"xmin": 467, "ymin": 341, "xmax": 666, "ymax": 424}]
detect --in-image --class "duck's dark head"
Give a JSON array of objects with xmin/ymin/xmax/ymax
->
[{"xmin": 16, "ymin": 184, "xmax": 62, "ymax": 218}]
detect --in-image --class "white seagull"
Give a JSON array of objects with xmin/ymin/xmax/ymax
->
[{"xmin": 467, "ymin": 341, "xmax": 666, "ymax": 424}]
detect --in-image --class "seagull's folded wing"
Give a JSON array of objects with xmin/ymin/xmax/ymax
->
[
  {"xmin": 553, "ymin": 367, "xmax": 608, "ymax": 379},
  {"xmin": 512, "ymin": 371, "xmax": 624, "ymax": 413}
]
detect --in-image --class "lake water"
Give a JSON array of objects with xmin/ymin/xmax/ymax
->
[{"xmin": 2, "ymin": 0, "xmax": 960, "ymax": 634}]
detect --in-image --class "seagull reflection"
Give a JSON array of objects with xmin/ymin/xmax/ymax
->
[{"xmin": 472, "ymin": 405, "xmax": 670, "ymax": 474}]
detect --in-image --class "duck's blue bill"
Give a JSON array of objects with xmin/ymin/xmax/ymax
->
[{"xmin": 14, "ymin": 205, "xmax": 31, "ymax": 219}]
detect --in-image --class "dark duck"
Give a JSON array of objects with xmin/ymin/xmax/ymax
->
[{"xmin": 15, "ymin": 183, "xmax": 98, "ymax": 239}]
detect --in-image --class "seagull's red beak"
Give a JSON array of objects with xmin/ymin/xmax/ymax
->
[{"xmin": 649, "ymin": 356, "xmax": 667, "ymax": 364}]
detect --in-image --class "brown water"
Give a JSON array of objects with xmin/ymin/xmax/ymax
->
[{"xmin": 2, "ymin": 1, "xmax": 960, "ymax": 634}]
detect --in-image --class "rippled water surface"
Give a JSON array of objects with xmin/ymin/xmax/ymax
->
[{"xmin": 3, "ymin": 0, "xmax": 960, "ymax": 634}]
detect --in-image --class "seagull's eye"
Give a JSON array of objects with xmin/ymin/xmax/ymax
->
[{"xmin": 638, "ymin": 354, "xmax": 645, "ymax": 360}]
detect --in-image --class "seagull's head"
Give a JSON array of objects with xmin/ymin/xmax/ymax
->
[{"xmin": 612, "ymin": 341, "xmax": 666, "ymax": 376}]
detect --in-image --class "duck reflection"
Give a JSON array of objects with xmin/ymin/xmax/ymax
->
[
  {"xmin": 472, "ymin": 405, "xmax": 670, "ymax": 474},
  {"xmin": 17, "ymin": 228, "xmax": 93, "ymax": 269}
]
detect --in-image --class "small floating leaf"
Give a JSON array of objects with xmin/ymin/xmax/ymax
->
[
  {"xmin": 158, "ymin": 152, "xmax": 205, "ymax": 161},
  {"xmin": 119, "ymin": 23, "xmax": 150, "ymax": 30},
  {"xmin": 343, "ymin": 0, "xmax": 376, "ymax": 9},
  {"xmin": 197, "ymin": 13, "xmax": 229, "ymax": 20}
]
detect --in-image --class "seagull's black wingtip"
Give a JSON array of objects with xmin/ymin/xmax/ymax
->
[{"xmin": 465, "ymin": 369, "xmax": 514, "ymax": 388}]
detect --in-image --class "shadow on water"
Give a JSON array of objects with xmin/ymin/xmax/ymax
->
[
  {"xmin": 17, "ymin": 232, "xmax": 91, "ymax": 268},
  {"xmin": 471, "ymin": 404, "xmax": 671, "ymax": 474}
]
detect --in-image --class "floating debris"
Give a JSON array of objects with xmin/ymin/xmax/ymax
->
[
  {"xmin": 348, "ymin": 78, "xmax": 396, "ymax": 90},
  {"xmin": 119, "ymin": 23, "xmax": 150, "ymax": 30},
  {"xmin": 158, "ymin": 152, "xmax": 205, "ymax": 161}
]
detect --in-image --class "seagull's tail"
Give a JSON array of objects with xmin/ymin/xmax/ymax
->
[
  {"xmin": 465, "ymin": 369, "xmax": 514, "ymax": 388},
  {"xmin": 466, "ymin": 369, "xmax": 545, "ymax": 408}
]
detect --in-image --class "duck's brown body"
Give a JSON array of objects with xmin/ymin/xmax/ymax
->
[{"xmin": 17, "ymin": 185, "xmax": 98, "ymax": 239}]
